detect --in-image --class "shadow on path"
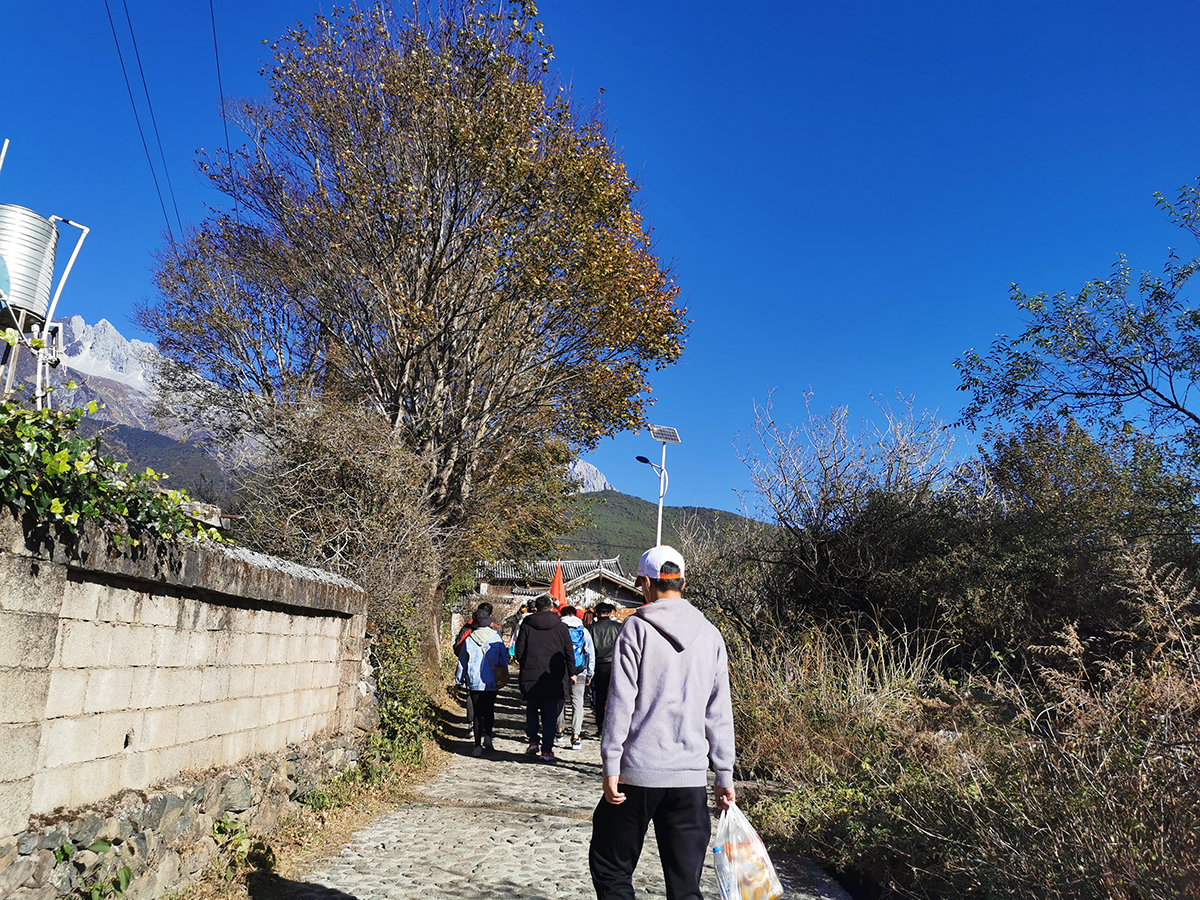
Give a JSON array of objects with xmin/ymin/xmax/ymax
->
[{"xmin": 245, "ymin": 868, "xmax": 360, "ymax": 900}]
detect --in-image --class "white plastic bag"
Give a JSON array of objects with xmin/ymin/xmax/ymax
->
[{"xmin": 711, "ymin": 802, "xmax": 784, "ymax": 900}]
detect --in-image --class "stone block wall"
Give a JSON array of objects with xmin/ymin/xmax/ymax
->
[{"xmin": 0, "ymin": 515, "xmax": 367, "ymax": 840}]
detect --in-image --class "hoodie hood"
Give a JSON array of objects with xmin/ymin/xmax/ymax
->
[
  {"xmin": 634, "ymin": 597, "xmax": 708, "ymax": 652},
  {"xmin": 560, "ymin": 614, "xmax": 584, "ymax": 627},
  {"xmin": 470, "ymin": 625, "xmax": 499, "ymax": 643}
]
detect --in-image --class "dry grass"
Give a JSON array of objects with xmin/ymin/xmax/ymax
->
[{"xmin": 725, "ymin": 554, "xmax": 1200, "ymax": 899}]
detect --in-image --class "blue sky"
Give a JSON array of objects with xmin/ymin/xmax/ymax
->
[{"xmin": 4, "ymin": 1, "xmax": 1200, "ymax": 514}]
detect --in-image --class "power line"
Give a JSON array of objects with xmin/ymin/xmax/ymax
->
[
  {"xmin": 209, "ymin": 0, "xmax": 238, "ymax": 222},
  {"xmin": 120, "ymin": 0, "xmax": 184, "ymax": 241},
  {"xmin": 102, "ymin": 0, "xmax": 176, "ymax": 249}
]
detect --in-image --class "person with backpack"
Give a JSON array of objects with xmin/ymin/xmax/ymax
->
[
  {"xmin": 587, "ymin": 602, "xmax": 622, "ymax": 734},
  {"xmin": 454, "ymin": 608, "xmax": 509, "ymax": 757},
  {"xmin": 453, "ymin": 603, "xmax": 494, "ymax": 738},
  {"xmin": 589, "ymin": 545, "xmax": 736, "ymax": 900},
  {"xmin": 557, "ymin": 605, "xmax": 595, "ymax": 750}
]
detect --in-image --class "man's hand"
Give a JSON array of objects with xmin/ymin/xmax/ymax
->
[
  {"xmin": 603, "ymin": 775, "xmax": 626, "ymax": 805},
  {"xmin": 571, "ymin": 675, "xmax": 578, "ymax": 685},
  {"xmin": 714, "ymin": 785, "xmax": 735, "ymax": 811}
]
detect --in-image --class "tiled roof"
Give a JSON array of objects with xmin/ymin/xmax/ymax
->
[{"xmin": 477, "ymin": 557, "xmax": 626, "ymax": 582}]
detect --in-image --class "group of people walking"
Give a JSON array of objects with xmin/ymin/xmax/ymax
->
[
  {"xmin": 454, "ymin": 545, "xmax": 737, "ymax": 900},
  {"xmin": 454, "ymin": 595, "xmax": 621, "ymax": 760}
]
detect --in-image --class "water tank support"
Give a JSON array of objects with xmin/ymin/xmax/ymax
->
[{"xmin": 45, "ymin": 217, "xmax": 89, "ymax": 326}]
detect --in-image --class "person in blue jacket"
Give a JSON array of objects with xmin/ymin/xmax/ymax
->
[{"xmin": 455, "ymin": 616, "xmax": 510, "ymax": 756}]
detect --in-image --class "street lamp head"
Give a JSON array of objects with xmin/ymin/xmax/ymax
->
[{"xmin": 635, "ymin": 456, "xmax": 651, "ymax": 464}]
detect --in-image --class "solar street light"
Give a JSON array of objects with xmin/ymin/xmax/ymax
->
[{"xmin": 636, "ymin": 424, "xmax": 680, "ymax": 547}]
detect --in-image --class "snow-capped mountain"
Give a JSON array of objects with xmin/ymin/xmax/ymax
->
[
  {"xmin": 59, "ymin": 315, "xmax": 158, "ymax": 391},
  {"xmin": 35, "ymin": 316, "xmax": 167, "ymax": 433},
  {"xmin": 569, "ymin": 459, "xmax": 615, "ymax": 493}
]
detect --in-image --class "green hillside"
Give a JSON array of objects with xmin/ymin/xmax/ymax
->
[
  {"xmin": 78, "ymin": 421, "xmax": 237, "ymax": 507},
  {"xmin": 67, "ymin": 424, "xmax": 741, "ymax": 565},
  {"xmin": 562, "ymin": 489, "xmax": 749, "ymax": 563}
]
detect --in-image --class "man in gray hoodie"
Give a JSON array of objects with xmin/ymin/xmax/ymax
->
[{"xmin": 589, "ymin": 545, "xmax": 736, "ymax": 900}]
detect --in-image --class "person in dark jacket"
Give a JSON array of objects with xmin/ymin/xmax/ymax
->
[
  {"xmin": 514, "ymin": 595, "xmax": 579, "ymax": 763},
  {"xmin": 587, "ymin": 602, "xmax": 622, "ymax": 733}
]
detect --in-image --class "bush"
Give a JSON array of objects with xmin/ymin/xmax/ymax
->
[
  {"xmin": 731, "ymin": 553, "xmax": 1200, "ymax": 899},
  {"xmin": 370, "ymin": 626, "xmax": 433, "ymax": 767},
  {"xmin": 0, "ymin": 397, "xmax": 222, "ymax": 543}
]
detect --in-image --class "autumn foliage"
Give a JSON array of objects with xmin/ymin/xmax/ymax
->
[{"xmin": 139, "ymin": 0, "xmax": 685, "ymax": 568}]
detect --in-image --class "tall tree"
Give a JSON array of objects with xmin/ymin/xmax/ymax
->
[
  {"xmin": 954, "ymin": 177, "xmax": 1200, "ymax": 467},
  {"xmin": 139, "ymin": 1, "xmax": 685, "ymax": 567}
]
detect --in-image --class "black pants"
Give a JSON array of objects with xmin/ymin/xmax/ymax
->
[
  {"xmin": 589, "ymin": 785, "xmax": 710, "ymax": 900},
  {"xmin": 469, "ymin": 690, "xmax": 496, "ymax": 745},
  {"xmin": 592, "ymin": 663, "xmax": 613, "ymax": 732},
  {"xmin": 525, "ymin": 699, "xmax": 561, "ymax": 754}
]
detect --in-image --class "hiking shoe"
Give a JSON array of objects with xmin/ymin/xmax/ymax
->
[
  {"xmin": 472, "ymin": 745, "xmax": 483, "ymax": 757},
  {"xmin": 571, "ymin": 735, "xmax": 582, "ymax": 750},
  {"xmin": 540, "ymin": 752, "xmax": 556, "ymax": 764},
  {"xmin": 526, "ymin": 742, "xmax": 540, "ymax": 756}
]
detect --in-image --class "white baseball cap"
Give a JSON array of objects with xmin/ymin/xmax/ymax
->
[{"xmin": 637, "ymin": 545, "xmax": 686, "ymax": 580}]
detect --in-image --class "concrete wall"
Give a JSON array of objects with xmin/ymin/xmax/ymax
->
[{"xmin": 0, "ymin": 516, "xmax": 367, "ymax": 839}]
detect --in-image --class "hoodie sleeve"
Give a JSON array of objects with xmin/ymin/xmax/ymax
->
[
  {"xmin": 704, "ymin": 633, "xmax": 736, "ymax": 787},
  {"xmin": 601, "ymin": 621, "xmax": 642, "ymax": 777},
  {"xmin": 454, "ymin": 643, "xmax": 467, "ymax": 686},
  {"xmin": 584, "ymin": 628, "xmax": 596, "ymax": 680}
]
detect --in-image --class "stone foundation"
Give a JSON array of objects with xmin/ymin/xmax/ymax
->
[{"xmin": 0, "ymin": 730, "xmax": 363, "ymax": 900}]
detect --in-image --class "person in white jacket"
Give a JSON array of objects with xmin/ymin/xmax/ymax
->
[{"xmin": 556, "ymin": 605, "xmax": 595, "ymax": 750}]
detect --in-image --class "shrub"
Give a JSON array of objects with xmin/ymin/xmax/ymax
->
[
  {"xmin": 731, "ymin": 552, "xmax": 1200, "ymax": 899},
  {"xmin": 370, "ymin": 625, "xmax": 433, "ymax": 767},
  {"xmin": 0, "ymin": 397, "xmax": 222, "ymax": 543}
]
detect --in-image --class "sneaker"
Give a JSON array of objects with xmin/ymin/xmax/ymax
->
[
  {"xmin": 554, "ymin": 730, "xmax": 564, "ymax": 745},
  {"xmin": 483, "ymin": 735, "xmax": 494, "ymax": 751},
  {"xmin": 526, "ymin": 742, "xmax": 540, "ymax": 756},
  {"xmin": 466, "ymin": 725, "xmax": 474, "ymax": 738},
  {"xmin": 540, "ymin": 752, "xmax": 556, "ymax": 764},
  {"xmin": 571, "ymin": 735, "xmax": 582, "ymax": 750},
  {"xmin": 471, "ymin": 745, "xmax": 483, "ymax": 757}
]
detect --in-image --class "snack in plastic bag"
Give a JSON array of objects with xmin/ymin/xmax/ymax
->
[{"xmin": 711, "ymin": 802, "xmax": 784, "ymax": 900}]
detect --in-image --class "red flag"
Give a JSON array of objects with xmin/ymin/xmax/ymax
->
[{"xmin": 550, "ymin": 563, "xmax": 566, "ymax": 609}]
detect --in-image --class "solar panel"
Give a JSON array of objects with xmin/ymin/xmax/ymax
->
[{"xmin": 647, "ymin": 424, "xmax": 681, "ymax": 444}]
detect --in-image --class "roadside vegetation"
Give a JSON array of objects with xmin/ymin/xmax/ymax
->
[
  {"xmin": 685, "ymin": 177, "xmax": 1200, "ymax": 899},
  {"xmin": 41, "ymin": 0, "xmax": 1197, "ymax": 896}
]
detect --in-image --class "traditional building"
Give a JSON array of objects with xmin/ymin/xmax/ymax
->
[
  {"xmin": 453, "ymin": 557, "xmax": 644, "ymax": 642},
  {"xmin": 476, "ymin": 557, "xmax": 642, "ymax": 610}
]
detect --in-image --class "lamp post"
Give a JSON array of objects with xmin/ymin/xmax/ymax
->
[{"xmin": 636, "ymin": 424, "xmax": 681, "ymax": 547}]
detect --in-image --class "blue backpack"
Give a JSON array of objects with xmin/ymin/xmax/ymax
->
[{"xmin": 568, "ymin": 624, "xmax": 587, "ymax": 668}]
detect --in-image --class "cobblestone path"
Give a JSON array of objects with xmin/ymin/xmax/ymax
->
[{"xmin": 267, "ymin": 687, "xmax": 850, "ymax": 900}]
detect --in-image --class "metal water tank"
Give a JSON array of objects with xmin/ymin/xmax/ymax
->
[{"xmin": 0, "ymin": 204, "xmax": 58, "ymax": 321}]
